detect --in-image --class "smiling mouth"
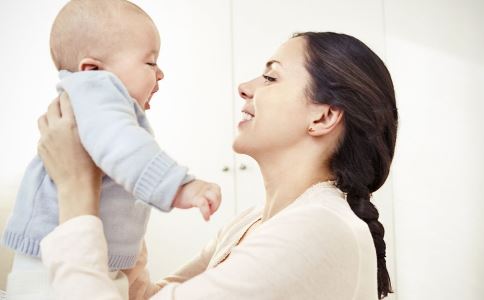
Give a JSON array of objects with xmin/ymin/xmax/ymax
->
[
  {"xmin": 145, "ymin": 87, "xmax": 159, "ymax": 110},
  {"xmin": 241, "ymin": 111, "xmax": 254, "ymax": 121}
]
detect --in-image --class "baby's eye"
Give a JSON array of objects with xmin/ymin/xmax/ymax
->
[
  {"xmin": 263, "ymin": 74, "xmax": 276, "ymax": 83},
  {"xmin": 147, "ymin": 62, "xmax": 157, "ymax": 67}
]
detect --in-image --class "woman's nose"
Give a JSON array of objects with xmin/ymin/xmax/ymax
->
[
  {"xmin": 238, "ymin": 79, "xmax": 255, "ymax": 100},
  {"xmin": 156, "ymin": 67, "xmax": 164, "ymax": 81}
]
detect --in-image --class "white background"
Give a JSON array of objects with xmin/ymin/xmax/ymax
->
[{"xmin": 0, "ymin": 1, "xmax": 483, "ymax": 299}]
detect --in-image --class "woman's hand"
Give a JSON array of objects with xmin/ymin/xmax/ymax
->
[{"xmin": 37, "ymin": 93, "xmax": 102, "ymax": 223}]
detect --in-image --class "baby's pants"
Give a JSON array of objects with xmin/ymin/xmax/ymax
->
[{"xmin": 6, "ymin": 253, "xmax": 129, "ymax": 300}]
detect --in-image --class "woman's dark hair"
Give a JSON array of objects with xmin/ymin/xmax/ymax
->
[{"xmin": 293, "ymin": 32, "xmax": 397, "ymax": 299}]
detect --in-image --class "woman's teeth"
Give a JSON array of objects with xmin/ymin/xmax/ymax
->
[{"xmin": 242, "ymin": 112, "xmax": 254, "ymax": 121}]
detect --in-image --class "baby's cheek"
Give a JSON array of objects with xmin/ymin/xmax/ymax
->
[
  {"xmin": 123, "ymin": 85, "xmax": 142, "ymax": 106},
  {"xmin": 135, "ymin": 98, "xmax": 146, "ymax": 109},
  {"xmin": 128, "ymin": 92, "xmax": 144, "ymax": 108}
]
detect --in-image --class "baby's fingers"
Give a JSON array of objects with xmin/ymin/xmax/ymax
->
[
  {"xmin": 196, "ymin": 197, "xmax": 211, "ymax": 221},
  {"xmin": 205, "ymin": 188, "xmax": 221, "ymax": 215}
]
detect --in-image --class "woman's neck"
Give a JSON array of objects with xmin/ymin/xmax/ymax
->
[{"xmin": 257, "ymin": 150, "xmax": 333, "ymax": 222}]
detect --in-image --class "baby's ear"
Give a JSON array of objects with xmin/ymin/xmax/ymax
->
[{"xmin": 78, "ymin": 58, "xmax": 102, "ymax": 71}]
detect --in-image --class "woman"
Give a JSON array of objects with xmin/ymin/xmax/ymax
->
[{"xmin": 38, "ymin": 32, "xmax": 397, "ymax": 299}]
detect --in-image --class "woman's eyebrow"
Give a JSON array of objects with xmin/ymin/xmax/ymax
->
[{"xmin": 266, "ymin": 60, "xmax": 282, "ymax": 69}]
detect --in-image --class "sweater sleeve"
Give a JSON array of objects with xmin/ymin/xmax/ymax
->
[
  {"xmin": 58, "ymin": 71, "xmax": 193, "ymax": 211},
  {"xmin": 40, "ymin": 216, "xmax": 126, "ymax": 300}
]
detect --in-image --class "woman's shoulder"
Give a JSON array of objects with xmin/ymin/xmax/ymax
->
[
  {"xmin": 234, "ymin": 184, "xmax": 377, "ymax": 299},
  {"xmin": 208, "ymin": 206, "xmax": 261, "ymax": 247},
  {"xmin": 289, "ymin": 182, "xmax": 370, "ymax": 234},
  {"xmin": 265, "ymin": 182, "xmax": 375, "ymax": 255},
  {"xmin": 217, "ymin": 206, "xmax": 262, "ymax": 238}
]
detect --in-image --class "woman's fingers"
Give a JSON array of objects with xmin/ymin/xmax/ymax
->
[
  {"xmin": 46, "ymin": 96, "xmax": 61, "ymax": 123},
  {"xmin": 37, "ymin": 113, "xmax": 48, "ymax": 135},
  {"xmin": 59, "ymin": 92, "xmax": 75, "ymax": 121},
  {"xmin": 44, "ymin": 93, "xmax": 75, "ymax": 127},
  {"xmin": 36, "ymin": 93, "xmax": 102, "ymax": 223}
]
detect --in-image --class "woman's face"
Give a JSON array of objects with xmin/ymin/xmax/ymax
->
[{"xmin": 233, "ymin": 37, "xmax": 314, "ymax": 158}]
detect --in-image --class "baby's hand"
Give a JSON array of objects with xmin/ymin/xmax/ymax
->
[{"xmin": 172, "ymin": 180, "xmax": 221, "ymax": 221}]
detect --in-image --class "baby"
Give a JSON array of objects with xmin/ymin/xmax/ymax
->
[{"xmin": 2, "ymin": 0, "xmax": 221, "ymax": 298}]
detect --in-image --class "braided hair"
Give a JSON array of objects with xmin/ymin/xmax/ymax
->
[{"xmin": 294, "ymin": 32, "xmax": 397, "ymax": 299}]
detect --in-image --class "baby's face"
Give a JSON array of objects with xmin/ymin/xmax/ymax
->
[{"xmin": 104, "ymin": 18, "xmax": 162, "ymax": 111}]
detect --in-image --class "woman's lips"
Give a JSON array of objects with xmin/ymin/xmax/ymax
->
[{"xmin": 238, "ymin": 111, "xmax": 254, "ymax": 127}]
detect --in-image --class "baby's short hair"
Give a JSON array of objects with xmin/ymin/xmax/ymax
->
[{"xmin": 50, "ymin": 0, "xmax": 152, "ymax": 71}]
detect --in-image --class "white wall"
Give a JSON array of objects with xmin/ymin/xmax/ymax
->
[
  {"xmin": 0, "ymin": 1, "xmax": 67, "ymax": 289},
  {"xmin": 0, "ymin": 0, "xmax": 66, "ymax": 183},
  {"xmin": 385, "ymin": 0, "xmax": 484, "ymax": 299}
]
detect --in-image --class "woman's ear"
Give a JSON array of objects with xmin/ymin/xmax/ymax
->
[
  {"xmin": 307, "ymin": 104, "xmax": 344, "ymax": 137},
  {"xmin": 78, "ymin": 58, "xmax": 103, "ymax": 71}
]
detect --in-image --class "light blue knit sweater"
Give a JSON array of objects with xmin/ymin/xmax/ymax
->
[{"xmin": 2, "ymin": 71, "xmax": 193, "ymax": 269}]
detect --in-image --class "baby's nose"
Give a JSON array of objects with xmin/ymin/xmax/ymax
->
[{"xmin": 156, "ymin": 67, "xmax": 164, "ymax": 81}]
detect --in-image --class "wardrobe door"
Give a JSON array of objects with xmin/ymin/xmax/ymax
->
[{"xmin": 138, "ymin": 0, "xmax": 235, "ymax": 279}]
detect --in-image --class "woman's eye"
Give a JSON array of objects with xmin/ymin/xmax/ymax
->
[
  {"xmin": 147, "ymin": 62, "xmax": 157, "ymax": 67},
  {"xmin": 263, "ymin": 75, "xmax": 276, "ymax": 83}
]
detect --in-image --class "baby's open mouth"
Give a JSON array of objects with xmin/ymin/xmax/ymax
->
[{"xmin": 144, "ymin": 99, "xmax": 151, "ymax": 110}]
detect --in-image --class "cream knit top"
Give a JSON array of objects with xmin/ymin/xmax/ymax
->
[{"xmin": 41, "ymin": 182, "xmax": 378, "ymax": 300}]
